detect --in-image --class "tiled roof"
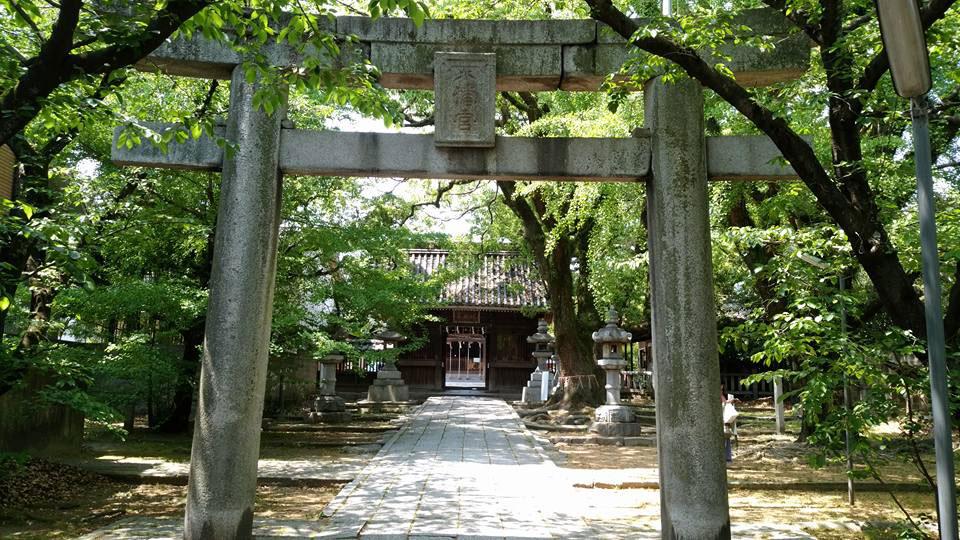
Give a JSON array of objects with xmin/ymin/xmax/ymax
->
[{"xmin": 409, "ymin": 249, "xmax": 548, "ymax": 311}]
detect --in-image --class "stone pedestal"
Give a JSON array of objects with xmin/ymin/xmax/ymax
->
[
  {"xmin": 309, "ymin": 395, "xmax": 350, "ymax": 423},
  {"xmin": 308, "ymin": 354, "xmax": 350, "ymax": 423},
  {"xmin": 591, "ymin": 405, "xmax": 642, "ymax": 437},
  {"xmin": 540, "ymin": 369, "xmax": 552, "ymax": 402},
  {"xmin": 367, "ymin": 365, "xmax": 410, "ymax": 402},
  {"xmin": 522, "ymin": 320, "xmax": 554, "ymax": 405},
  {"xmin": 521, "ymin": 369, "xmax": 544, "ymax": 404}
]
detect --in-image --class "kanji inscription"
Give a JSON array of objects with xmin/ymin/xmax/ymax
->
[{"xmin": 434, "ymin": 52, "xmax": 496, "ymax": 148}]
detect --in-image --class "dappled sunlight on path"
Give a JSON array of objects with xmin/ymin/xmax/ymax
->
[
  {"xmin": 320, "ymin": 397, "xmax": 560, "ymax": 538},
  {"xmin": 318, "ymin": 396, "xmax": 820, "ymax": 539},
  {"xmin": 80, "ymin": 397, "xmax": 861, "ymax": 538}
]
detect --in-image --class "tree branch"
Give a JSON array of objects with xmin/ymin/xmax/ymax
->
[
  {"xmin": 500, "ymin": 91, "xmax": 546, "ymax": 123},
  {"xmin": 819, "ymin": 0, "xmax": 842, "ymax": 48},
  {"xmin": 932, "ymin": 87, "xmax": 960, "ymax": 161},
  {"xmin": 10, "ymin": 0, "xmax": 44, "ymax": 39},
  {"xmin": 0, "ymin": 41, "xmax": 28, "ymax": 63},
  {"xmin": 497, "ymin": 180, "xmax": 548, "ymax": 269},
  {"xmin": 944, "ymin": 260, "xmax": 960, "ymax": 342},
  {"xmin": 0, "ymin": 0, "xmax": 211, "ymax": 148},
  {"xmin": 195, "ymin": 80, "xmax": 220, "ymax": 119},
  {"xmin": 402, "ymin": 112, "xmax": 434, "ymax": 127},
  {"xmin": 584, "ymin": 0, "xmax": 927, "ymax": 338},
  {"xmin": 398, "ymin": 179, "xmax": 472, "ymax": 226},
  {"xmin": 0, "ymin": 0, "xmax": 81, "ymax": 147},
  {"xmin": 760, "ymin": 0, "xmax": 822, "ymax": 44},
  {"xmin": 72, "ymin": 1, "xmax": 211, "ymax": 74},
  {"xmin": 842, "ymin": 13, "xmax": 873, "ymax": 35}
]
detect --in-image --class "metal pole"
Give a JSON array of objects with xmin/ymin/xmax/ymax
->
[
  {"xmin": 911, "ymin": 95, "xmax": 958, "ymax": 540},
  {"xmin": 839, "ymin": 276, "xmax": 855, "ymax": 506},
  {"xmin": 773, "ymin": 377, "xmax": 785, "ymax": 434}
]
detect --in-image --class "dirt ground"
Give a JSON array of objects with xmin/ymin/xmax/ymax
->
[
  {"xmin": 83, "ymin": 430, "xmax": 384, "ymax": 463},
  {"xmin": 0, "ymin": 413, "xmax": 398, "ymax": 538},
  {"xmin": 556, "ymin": 433, "xmax": 929, "ymax": 485},
  {"xmin": 537, "ymin": 400, "xmax": 951, "ymax": 538},
  {"xmin": 2, "ymin": 404, "xmax": 953, "ymax": 539},
  {"xmin": 0, "ymin": 475, "xmax": 342, "ymax": 539},
  {"xmin": 81, "ymin": 416, "xmax": 396, "ymax": 463}
]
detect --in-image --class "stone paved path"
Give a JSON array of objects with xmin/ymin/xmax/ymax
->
[
  {"xmin": 320, "ymin": 396, "xmax": 560, "ymax": 538},
  {"xmin": 79, "ymin": 396, "xmax": 840, "ymax": 539},
  {"xmin": 317, "ymin": 397, "xmax": 820, "ymax": 539}
]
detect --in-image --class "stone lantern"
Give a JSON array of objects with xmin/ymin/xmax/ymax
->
[
  {"xmin": 546, "ymin": 350, "xmax": 559, "ymax": 400},
  {"xmin": 590, "ymin": 307, "xmax": 640, "ymax": 437},
  {"xmin": 522, "ymin": 319, "xmax": 553, "ymax": 404},
  {"xmin": 308, "ymin": 352, "xmax": 350, "ymax": 423},
  {"xmin": 366, "ymin": 329, "xmax": 410, "ymax": 402}
]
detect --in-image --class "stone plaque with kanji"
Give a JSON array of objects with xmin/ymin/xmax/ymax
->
[{"xmin": 434, "ymin": 52, "xmax": 496, "ymax": 148}]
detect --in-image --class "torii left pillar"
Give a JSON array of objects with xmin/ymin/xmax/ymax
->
[{"xmin": 184, "ymin": 66, "xmax": 287, "ymax": 539}]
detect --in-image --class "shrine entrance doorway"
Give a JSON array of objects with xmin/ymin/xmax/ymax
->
[{"xmin": 445, "ymin": 329, "xmax": 486, "ymax": 388}]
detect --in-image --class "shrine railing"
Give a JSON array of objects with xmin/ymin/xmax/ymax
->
[{"xmin": 721, "ymin": 372, "xmax": 774, "ymax": 399}]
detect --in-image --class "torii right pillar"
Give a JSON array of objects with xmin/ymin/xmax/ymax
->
[{"xmin": 645, "ymin": 76, "xmax": 731, "ymax": 539}]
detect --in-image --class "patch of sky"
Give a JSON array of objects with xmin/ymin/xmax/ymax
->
[{"xmin": 330, "ymin": 109, "xmax": 487, "ymax": 239}]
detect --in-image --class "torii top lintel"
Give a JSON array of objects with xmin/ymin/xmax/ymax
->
[{"xmin": 138, "ymin": 8, "xmax": 810, "ymax": 91}]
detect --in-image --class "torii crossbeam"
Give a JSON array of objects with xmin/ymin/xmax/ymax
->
[{"xmin": 113, "ymin": 11, "xmax": 810, "ymax": 540}]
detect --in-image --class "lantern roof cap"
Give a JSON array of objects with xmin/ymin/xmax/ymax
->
[
  {"xmin": 375, "ymin": 329, "xmax": 406, "ymax": 342},
  {"xmin": 320, "ymin": 351, "xmax": 346, "ymax": 362},
  {"xmin": 592, "ymin": 307, "xmax": 632, "ymax": 344},
  {"xmin": 526, "ymin": 319, "xmax": 554, "ymax": 345}
]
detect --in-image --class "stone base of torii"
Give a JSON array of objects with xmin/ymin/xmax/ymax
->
[{"xmin": 112, "ymin": 12, "xmax": 809, "ymax": 540}]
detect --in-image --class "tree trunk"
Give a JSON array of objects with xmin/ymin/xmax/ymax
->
[
  {"xmin": 583, "ymin": 0, "xmax": 958, "ymax": 348},
  {"xmin": 157, "ymin": 321, "xmax": 204, "ymax": 433},
  {"xmin": 549, "ymin": 234, "xmax": 603, "ymax": 408},
  {"xmin": 548, "ymin": 252, "xmax": 603, "ymax": 408},
  {"xmin": 1, "ymin": 135, "xmax": 74, "ymax": 395},
  {"xmin": 148, "ymin": 371, "xmax": 157, "ymax": 428},
  {"xmin": 0, "ymin": 0, "xmax": 211, "ymax": 149},
  {"xmin": 18, "ymin": 256, "xmax": 55, "ymax": 351},
  {"xmin": 158, "ymin": 195, "xmax": 215, "ymax": 433},
  {"xmin": 497, "ymin": 182, "xmax": 604, "ymax": 408},
  {"xmin": 123, "ymin": 403, "xmax": 136, "ymax": 433}
]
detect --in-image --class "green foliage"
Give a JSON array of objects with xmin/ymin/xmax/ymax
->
[
  {"xmin": 272, "ymin": 174, "xmax": 446, "ymax": 371},
  {"xmin": 484, "ymin": 90, "xmax": 649, "ymax": 327},
  {"xmin": 3, "ymin": 344, "xmax": 123, "ymax": 432},
  {"xmin": 87, "ymin": 338, "xmax": 180, "ymax": 427},
  {"xmin": 604, "ymin": 3, "xmax": 774, "ymax": 100}
]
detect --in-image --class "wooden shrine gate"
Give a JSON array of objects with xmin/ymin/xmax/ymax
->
[{"xmin": 113, "ymin": 12, "xmax": 810, "ymax": 540}]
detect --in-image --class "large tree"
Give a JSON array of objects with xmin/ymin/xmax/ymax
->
[
  {"xmin": 481, "ymin": 89, "xmax": 649, "ymax": 407},
  {"xmin": 584, "ymin": 0, "xmax": 960, "ymax": 352},
  {"xmin": 0, "ymin": 0, "xmax": 426, "ymax": 397},
  {"xmin": 0, "ymin": 1, "xmax": 214, "ymax": 149}
]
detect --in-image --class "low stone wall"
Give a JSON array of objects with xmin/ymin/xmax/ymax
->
[
  {"xmin": 0, "ymin": 370, "xmax": 84, "ymax": 456},
  {"xmin": 264, "ymin": 356, "xmax": 318, "ymax": 413}
]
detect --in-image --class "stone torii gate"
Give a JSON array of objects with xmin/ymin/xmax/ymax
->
[{"xmin": 113, "ymin": 11, "xmax": 809, "ymax": 540}]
